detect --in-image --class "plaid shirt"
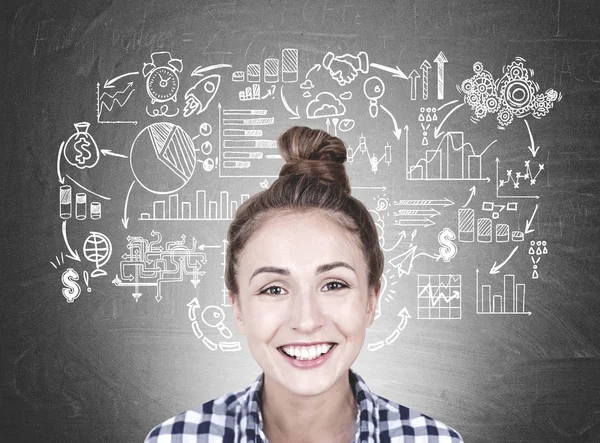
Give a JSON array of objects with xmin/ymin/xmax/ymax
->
[{"xmin": 145, "ymin": 369, "xmax": 463, "ymax": 443}]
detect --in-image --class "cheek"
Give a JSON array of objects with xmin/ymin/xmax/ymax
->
[
  {"xmin": 322, "ymin": 297, "xmax": 368, "ymax": 335},
  {"xmin": 244, "ymin": 301, "xmax": 286, "ymax": 340}
]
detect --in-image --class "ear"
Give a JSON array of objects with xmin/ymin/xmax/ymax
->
[
  {"xmin": 229, "ymin": 291, "xmax": 246, "ymax": 335},
  {"xmin": 365, "ymin": 282, "xmax": 381, "ymax": 328}
]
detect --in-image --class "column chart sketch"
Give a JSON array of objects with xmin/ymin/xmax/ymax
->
[
  {"xmin": 112, "ymin": 231, "xmax": 207, "ymax": 302},
  {"xmin": 139, "ymin": 190, "xmax": 250, "ymax": 221},
  {"xmin": 476, "ymin": 269, "xmax": 531, "ymax": 315},
  {"xmin": 346, "ymin": 133, "xmax": 391, "ymax": 173},
  {"xmin": 417, "ymin": 274, "xmax": 461, "ymax": 319},
  {"xmin": 218, "ymin": 105, "xmax": 279, "ymax": 177},
  {"xmin": 406, "ymin": 129, "xmax": 495, "ymax": 181},
  {"xmin": 457, "ymin": 207, "xmax": 524, "ymax": 243}
]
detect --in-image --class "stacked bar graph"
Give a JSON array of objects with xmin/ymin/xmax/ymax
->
[
  {"xmin": 139, "ymin": 190, "xmax": 250, "ymax": 221},
  {"xmin": 407, "ymin": 132, "xmax": 486, "ymax": 181},
  {"xmin": 477, "ymin": 272, "xmax": 529, "ymax": 315},
  {"xmin": 457, "ymin": 208, "xmax": 524, "ymax": 243}
]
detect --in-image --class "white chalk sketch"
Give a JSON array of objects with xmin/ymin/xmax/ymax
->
[
  {"xmin": 322, "ymin": 51, "xmax": 369, "ymax": 86},
  {"xmin": 476, "ymin": 269, "xmax": 531, "ymax": 315},
  {"xmin": 496, "ymin": 158, "xmax": 542, "ymax": 199},
  {"xmin": 458, "ymin": 57, "xmax": 561, "ymax": 128},
  {"xmin": 528, "ymin": 239, "xmax": 548, "ymax": 279},
  {"xmin": 457, "ymin": 208, "xmax": 525, "ymax": 243},
  {"xmin": 96, "ymin": 71, "xmax": 138, "ymax": 125},
  {"xmin": 138, "ymin": 189, "xmax": 251, "ymax": 221},
  {"xmin": 389, "ymin": 242, "xmax": 441, "ymax": 277},
  {"xmin": 420, "ymin": 60, "xmax": 431, "ymax": 100},
  {"xmin": 238, "ymin": 84, "xmax": 276, "ymax": 101},
  {"xmin": 281, "ymin": 48, "xmax": 299, "ymax": 83},
  {"xmin": 63, "ymin": 122, "xmax": 100, "ymax": 169},
  {"xmin": 417, "ymin": 274, "xmax": 461, "ymax": 319},
  {"xmin": 408, "ymin": 69, "xmax": 420, "ymax": 100},
  {"xmin": 434, "ymin": 52, "xmax": 448, "ymax": 100},
  {"xmin": 363, "ymin": 76, "xmax": 385, "ymax": 118},
  {"xmin": 59, "ymin": 185, "xmax": 103, "ymax": 220},
  {"xmin": 183, "ymin": 74, "xmax": 221, "ymax": 117},
  {"xmin": 143, "ymin": 51, "xmax": 183, "ymax": 117},
  {"xmin": 392, "ymin": 198, "xmax": 453, "ymax": 229},
  {"xmin": 61, "ymin": 268, "xmax": 81, "ymax": 303},
  {"xmin": 346, "ymin": 134, "xmax": 391, "ymax": 173},
  {"xmin": 112, "ymin": 231, "xmax": 207, "ymax": 302},
  {"xmin": 306, "ymin": 92, "xmax": 346, "ymax": 119},
  {"xmin": 62, "ymin": 220, "xmax": 80, "ymax": 262},
  {"xmin": 187, "ymin": 298, "xmax": 241, "ymax": 352},
  {"xmin": 83, "ymin": 231, "xmax": 112, "ymax": 277},
  {"xmin": 130, "ymin": 122, "xmax": 197, "ymax": 194},
  {"xmin": 219, "ymin": 105, "xmax": 279, "ymax": 178},
  {"xmin": 405, "ymin": 127, "xmax": 494, "ymax": 181},
  {"xmin": 489, "ymin": 245, "xmax": 519, "ymax": 274},
  {"xmin": 437, "ymin": 228, "xmax": 458, "ymax": 262},
  {"xmin": 367, "ymin": 307, "xmax": 411, "ymax": 352}
]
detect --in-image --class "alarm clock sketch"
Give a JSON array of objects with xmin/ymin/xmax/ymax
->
[{"xmin": 143, "ymin": 51, "xmax": 183, "ymax": 117}]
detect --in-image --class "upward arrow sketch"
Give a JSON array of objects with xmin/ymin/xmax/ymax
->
[
  {"xmin": 420, "ymin": 60, "xmax": 431, "ymax": 100},
  {"xmin": 434, "ymin": 52, "xmax": 448, "ymax": 100},
  {"xmin": 409, "ymin": 70, "xmax": 420, "ymax": 101}
]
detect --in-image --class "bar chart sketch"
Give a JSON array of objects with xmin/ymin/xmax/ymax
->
[
  {"xmin": 139, "ymin": 190, "xmax": 251, "ymax": 221},
  {"xmin": 457, "ymin": 208, "xmax": 524, "ymax": 243},
  {"xmin": 417, "ymin": 274, "xmax": 462, "ymax": 319},
  {"xmin": 218, "ymin": 106, "xmax": 280, "ymax": 177},
  {"xmin": 476, "ymin": 269, "xmax": 531, "ymax": 315},
  {"xmin": 406, "ymin": 131, "xmax": 494, "ymax": 181}
]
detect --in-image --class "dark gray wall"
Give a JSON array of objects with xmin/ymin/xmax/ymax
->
[{"xmin": 2, "ymin": 0, "xmax": 600, "ymax": 441}]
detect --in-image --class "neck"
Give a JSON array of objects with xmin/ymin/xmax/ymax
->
[{"xmin": 260, "ymin": 370, "xmax": 357, "ymax": 442}]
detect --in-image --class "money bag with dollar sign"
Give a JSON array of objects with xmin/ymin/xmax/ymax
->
[{"xmin": 63, "ymin": 122, "xmax": 100, "ymax": 169}]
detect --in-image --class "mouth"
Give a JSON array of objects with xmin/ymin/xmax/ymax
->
[{"xmin": 277, "ymin": 343, "xmax": 338, "ymax": 361}]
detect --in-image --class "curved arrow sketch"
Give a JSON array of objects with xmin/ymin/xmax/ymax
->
[
  {"xmin": 280, "ymin": 85, "xmax": 299, "ymax": 119},
  {"xmin": 62, "ymin": 220, "xmax": 81, "ymax": 262},
  {"xmin": 490, "ymin": 245, "xmax": 519, "ymax": 274},
  {"xmin": 122, "ymin": 181, "xmax": 135, "ymax": 229}
]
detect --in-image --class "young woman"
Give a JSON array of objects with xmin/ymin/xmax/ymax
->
[{"xmin": 145, "ymin": 126, "xmax": 463, "ymax": 442}]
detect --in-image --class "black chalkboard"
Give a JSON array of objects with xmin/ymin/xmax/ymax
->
[{"xmin": 2, "ymin": 0, "xmax": 600, "ymax": 442}]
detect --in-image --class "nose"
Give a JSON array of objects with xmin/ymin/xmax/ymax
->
[{"xmin": 288, "ymin": 287, "xmax": 325, "ymax": 333}]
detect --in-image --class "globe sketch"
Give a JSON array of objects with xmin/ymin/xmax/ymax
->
[{"xmin": 83, "ymin": 231, "xmax": 112, "ymax": 277}]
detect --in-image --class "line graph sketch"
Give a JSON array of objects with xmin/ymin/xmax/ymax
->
[{"xmin": 417, "ymin": 274, "xmax": 462, "ymax": 319}]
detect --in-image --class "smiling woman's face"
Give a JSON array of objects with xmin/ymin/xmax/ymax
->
[{"xmin": 229, "ymin": 209, "xmax": 379, "ymax": 397}]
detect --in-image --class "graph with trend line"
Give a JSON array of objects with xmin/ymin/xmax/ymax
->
[{"xmin": 417, "ymin": 274, "xmax": 462, "ymax": 319}]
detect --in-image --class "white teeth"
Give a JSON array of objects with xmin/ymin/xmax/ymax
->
[{"xmin": 281, "ymin": 343, "xmax": 334, "ymax": 360}]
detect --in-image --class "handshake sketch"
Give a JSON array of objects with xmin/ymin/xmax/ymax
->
[{"xmin": 322, "ymin": 51, "xmax": 369, "ymax": 86}]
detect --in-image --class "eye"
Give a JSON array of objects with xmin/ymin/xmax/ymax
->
[
  {"xmin": 323, "ymin": 279, "xmax": 349, "ymax": 292},
  {"xmin": 259, "ymin": 285, "xmax": 287, "ymax": 296}
]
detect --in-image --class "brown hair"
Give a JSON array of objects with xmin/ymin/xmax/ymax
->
[{"xmin": 225, "ymin": 126, "xmax": 384, "ymax": 297}]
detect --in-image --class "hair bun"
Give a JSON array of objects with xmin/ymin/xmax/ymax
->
[{"xmin": 277, "ymin": 126, "xmax": 351, "ymax": 194}]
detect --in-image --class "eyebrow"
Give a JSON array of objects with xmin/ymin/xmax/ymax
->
[{"xmin": 249, "ymin": 261, "xmax": 356, "ymax": 284}]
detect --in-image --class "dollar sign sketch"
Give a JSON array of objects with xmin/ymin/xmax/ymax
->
[
  {"xmin": 61, "ymin": 268, "xmax": 81, "ymax": 303},
  {"xmin": 74, "ymin": 138, "xmax": 92, "ymax": 165},
  {"xmin": 438, "ymin": 228, "xmax": 457, "ymax": 262}
]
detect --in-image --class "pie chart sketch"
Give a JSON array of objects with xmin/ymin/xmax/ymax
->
[{"xmin": 130, "ymin": 122, "xmax": 197, "ymax": 194}]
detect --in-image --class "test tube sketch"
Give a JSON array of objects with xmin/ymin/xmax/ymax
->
[
  {"xmin": 59, "ymin": 185, "xmax": 103, "ymax": 220},
  {"xmin": 138, "ymin": 190, "xmax": 250, "ymax": 221},
  {"xmin": 417, "ymin": 274, "xmax": 462, "ymax": 319},
  {"xmin": 218, "ymin": 106, "xmax": 280, "ymax": 178},
  {"xmin": 112, "ymin": 231, "xmax": 207, "ymax": 302},
  {"xmin": 187, "ymin": 297, "xmax": 241, "ymax": 352},
  {"xmin": 476, "ymin": 269, "xmax": 531, "ymax": 315}
]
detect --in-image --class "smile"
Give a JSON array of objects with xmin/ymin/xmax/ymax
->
[{"xmin": 278, "ymin": 343, "xmax": 337, "ymax": 361}]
